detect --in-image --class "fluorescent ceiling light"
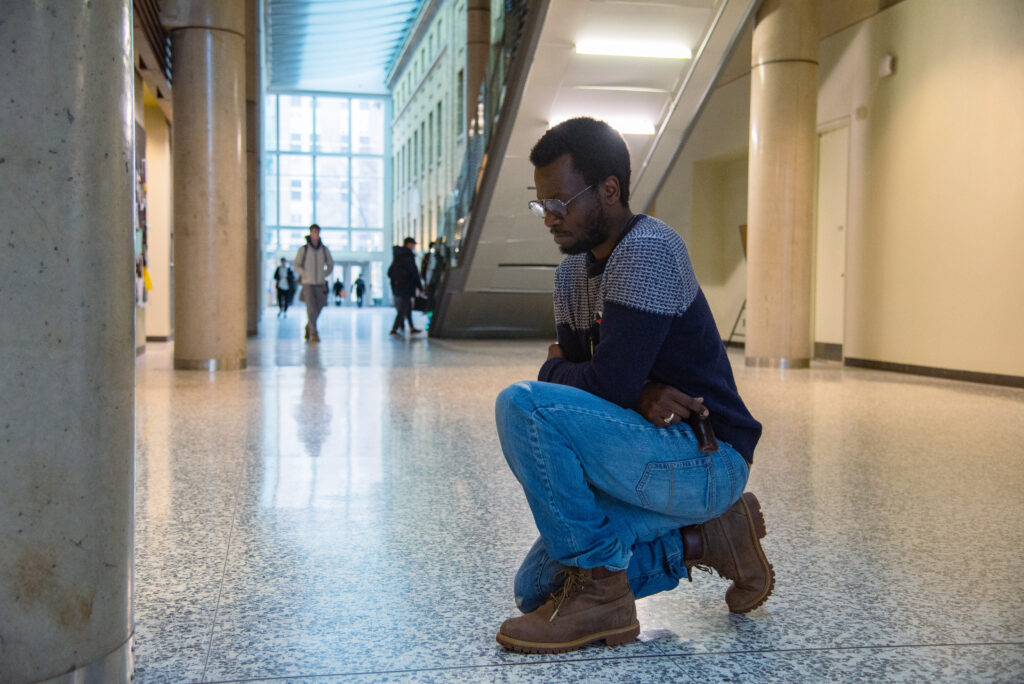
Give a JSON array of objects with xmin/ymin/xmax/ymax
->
[
  {"xmin": 575, "ymin": 39, "xmax": 692, "ymax": 60},
  {"xmin": 550, "ymin": 115, "xmax": 655, "ymax": 136},
  {"xmin": 574, "ymin": 85, "xmax": 670, "ymax": 94}
]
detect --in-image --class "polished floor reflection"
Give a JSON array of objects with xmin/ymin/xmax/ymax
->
[{"xmin": 134, "ymin": 306, "xmax": 1024, "ymax": 683}]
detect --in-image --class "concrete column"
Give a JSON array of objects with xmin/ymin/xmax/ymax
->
[
  {"xmin": 466, "ymin": 0, "xmax": 491, "ymax": 127},
  {"xmin": 245, "ymin": 0, "xmax": 262, "ymax": 336},
  {"xmin": 745, "ymin": 0, "xmax": 820, "ymax": 368},
  {"xmin": 0, "ymin": 2, "xmax": 135, "ymax": 682},
  {"xmin": 165, "ymin": 0, "xmax": 248, "ymax": 370}
]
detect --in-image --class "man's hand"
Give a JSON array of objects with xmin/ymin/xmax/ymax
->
[
  {"xmin": 547, "ymin": 343, "xmax": 564, "ymax": 360},
  {"xmin": 634, "ymin": 381, "xmax": 708, "ymax": 427}
]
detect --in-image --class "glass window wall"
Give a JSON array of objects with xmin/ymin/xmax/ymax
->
[{"xmin": 263, "ymin": 92, "xmax": 389, "ymax": 305}]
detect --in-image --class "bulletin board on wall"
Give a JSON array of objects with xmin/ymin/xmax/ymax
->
[{"xmin": 135, "ymin": 121, "xmax": 148, "ymax": 305}]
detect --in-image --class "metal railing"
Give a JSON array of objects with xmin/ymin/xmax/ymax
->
[{"xmin": 439, "ymin": 0, "xmax": 530, "ymax": 266}]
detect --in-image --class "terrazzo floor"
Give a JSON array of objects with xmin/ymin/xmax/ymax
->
[{"xmin": 133, "ymin": 306, "xmax": 1024, "ymax": 683}]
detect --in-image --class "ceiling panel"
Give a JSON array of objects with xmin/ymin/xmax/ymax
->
[{"xmin": 265, "ymin": 0, "xmax": 426, "ymax": 94}]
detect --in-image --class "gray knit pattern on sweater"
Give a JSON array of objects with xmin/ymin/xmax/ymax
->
[{"xmin": 553, "ymin": 215, "xmax": 699, "ymax": 331}]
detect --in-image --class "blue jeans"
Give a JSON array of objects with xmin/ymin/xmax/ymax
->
[{"xmin": 495, "ymin": 381, "xmax": 749, "ymax": 613}]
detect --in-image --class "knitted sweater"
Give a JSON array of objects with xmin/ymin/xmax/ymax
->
[{"xmin": 538, "ymin": 214, "xmax": 762, "ymax": 463}]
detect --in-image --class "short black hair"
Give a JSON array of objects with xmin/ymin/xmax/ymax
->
[
  {"xmin": 403, "ymin": 237, "xmax": 416, "ymax": 246},
  {"xmin": 529, "ymin": 117, "xmax": 631, "ymax": 207},
  {"xmin": 310, "ymin": 223, "xmax": 321, "ymax": 231}
]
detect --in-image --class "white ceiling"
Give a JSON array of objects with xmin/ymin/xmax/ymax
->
[
  {"xmin": 461, "ymin": 0, "xmax": 758, "ymax": 293},
  {"xmin": 264, "ymin": 0, "xmax": 427, "ymax": 94}
]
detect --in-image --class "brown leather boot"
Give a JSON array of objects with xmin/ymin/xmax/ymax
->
[
  {"xmin": 496, "ymin": 567, "xmax": 640, "ymax": 654},
  {"xmin": 682, "ymin": 492, "xmax": 775, "ymax": 613}
]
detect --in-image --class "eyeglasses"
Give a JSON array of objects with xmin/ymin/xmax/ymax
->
[{"xmin": 528, "ymin": 185, "xmax": 593, "ymax": 219}]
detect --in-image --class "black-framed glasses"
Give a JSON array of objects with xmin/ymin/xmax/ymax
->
[{"xmin": 528, "ymin": 185, "xmax": 593, "ymax": 219}]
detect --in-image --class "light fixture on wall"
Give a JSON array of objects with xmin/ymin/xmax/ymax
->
[
  {"xmin": 574, "ymin": 39, "xmax": 692, "ymax": 60},
  {"xmin": 879, "ymin": 54, "xmax": 896, "ymax": 77},
  {"xmin": 549, "ymin": 115, "xmax": 655, "ymax": 135}
]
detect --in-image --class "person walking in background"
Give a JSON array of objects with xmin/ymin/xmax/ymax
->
[
  {"xmin": 272, "ymin": 257, "xmax": 296, "ymax": 318},
  {"xmin": 388, "ymin": 237, "xmax": 422, "ymax": 337},
  {"xmin": 419, "ymin": 240, "xmax": 448, "ymax": 313},
  {"xmin": 333, "ymin": 278, "xmax": 345, "ymax": 306},
  {"xmin": 353, "ymin": 274, "xmax": 367, "ymax": 308},
  {"xmin": 294, "ymin": 224, "xmax": 334, "ymax": 343}
]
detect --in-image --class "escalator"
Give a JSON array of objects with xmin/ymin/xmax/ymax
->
[{"xmin": 431, "ymin": 0, "xmax": 760, "ymax": 338}]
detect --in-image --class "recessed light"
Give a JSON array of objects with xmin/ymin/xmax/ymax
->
[
  {"xmin": 550, "ymin": 115, "xmax": 655, "ymax": 136},
  {"xmin": 574, "ymin": 39, "xmax": 692, "ymax": 60},
  {"xmin": 574, "ymin": 85, "xmax": 670, "ymax": 94}
]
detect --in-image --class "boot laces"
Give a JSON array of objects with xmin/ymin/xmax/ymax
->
[
  {"xmin": 548, "ymin": 567, "xmax": 586, "ymax": 622},
  {"xmin": 686, "ymin": 562, "xmax": 724, "ymax": 582}
]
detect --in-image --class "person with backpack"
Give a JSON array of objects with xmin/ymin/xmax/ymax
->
[
  {"xmin": 294, "ymin": 224, "xmax": 334, "ymax": 343},
  {"xmin": 387, "ymin": 237, "xmax": 422, "ymax": 337},
  {"xmin": 272, "ymin": 257, "xmax": 296, "ymax": 318}
]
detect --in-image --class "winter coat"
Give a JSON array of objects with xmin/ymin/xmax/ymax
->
[
  {"xmin": 294, "ymin": 238, "xmax": 334, "ymax": 286},
  {"xmin": 388, "ymin": 245, "xmax": 422, "ymax": 298}
]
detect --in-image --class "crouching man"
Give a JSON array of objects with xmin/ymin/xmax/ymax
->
[{"xmin": 495, "ymin": 117, "xmax": 774, "ymax": 654}]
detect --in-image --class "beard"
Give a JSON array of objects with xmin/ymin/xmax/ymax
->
[{"xmin": 558, "ymin": 202, "xmax": 612, "ymax": 255}]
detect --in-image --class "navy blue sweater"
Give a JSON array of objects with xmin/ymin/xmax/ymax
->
[{"xmin": 538, "ymin": 215, "xmax": 761, "ymax": 463}]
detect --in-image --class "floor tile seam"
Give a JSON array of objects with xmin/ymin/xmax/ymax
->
[
  {"xmin": 199, "ymin": 463, "xmax": 247, "ymax": 683},
  {"xmin": 658, "ymin": 640, "xmax": 1024, "ymax": 659},
  {"xmin": 197, "ymin": 652, "xmax": 693, "ymax": 683},
  {"xmin": 648, "ymin": 636, "xmax": 703, "ymax": 683}
]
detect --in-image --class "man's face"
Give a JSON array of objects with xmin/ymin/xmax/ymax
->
[
  {"xmin": 534, "ymin": 154, "xmax": 609, "ymax": 255},
  {"xmin": 310, "ymin": 228, "xmax": 321, "ymax": 244}
]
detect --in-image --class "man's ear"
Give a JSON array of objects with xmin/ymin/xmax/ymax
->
[{"xmin": 599, "ymin": 176, "xmax": 621, "ymax": 206}]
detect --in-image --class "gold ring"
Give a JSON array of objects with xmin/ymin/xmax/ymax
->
[{"xmin": 663, "ymin": 412, "xmax": 675, "ymax": 424}]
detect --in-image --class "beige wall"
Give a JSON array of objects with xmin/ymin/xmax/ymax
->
[
  {"xmin": 653, "ymin": 73, "xmax": 751, "ymax": 340},
  {"xmin": 655, "ymin": 0, "xmax": 1024, "ymax": 377},
  {"xmin": 144, "ymin": 89, "xmax": 173, "ymax": 339},
  {"xmin": 824, "ymin": 0, "xmax": 1024, "ymax": 376}
]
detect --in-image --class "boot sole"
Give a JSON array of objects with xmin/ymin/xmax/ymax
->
[
  {"xmin": 729, "ymin": 492, "xmax": 775, "ymax": 614},
  {"xmin": 496, "ymin": 622, "xmax": 641, "ymax": 654}
]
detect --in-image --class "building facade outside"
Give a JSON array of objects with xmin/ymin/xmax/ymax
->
[
  {"xmin": 387, "ymin": 0, "xmax": 505, "ymax": 255},
  {"xmin": 389, "ymin": 0, "xmax": 464, "ymax": 254}
]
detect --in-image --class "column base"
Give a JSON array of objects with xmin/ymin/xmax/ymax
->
[
  {"xmin": 745, "ymin": 357, "xmax": 810, "ymax": 369},
  {"xmin": 174, "ymin": 357, "xmax": 247, "ymax": 370},
  {"xmin": 40, "ymin": 635, "xmax": 132, "ymax": 684}
]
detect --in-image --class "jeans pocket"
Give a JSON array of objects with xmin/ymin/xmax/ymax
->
[{"xmin": 635, "ymin": 456, "xmax": 714, "ymax": 517}]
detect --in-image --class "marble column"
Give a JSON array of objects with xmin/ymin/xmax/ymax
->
[
  {"xmin": 0, "ymin": 2, "xmax": 135, "ymax": 682},
  {"xmin": 245, "ymin": 0, "xmax": 262, "ymax": 337},
  {"xmin": 466, "ymin": 0, "xmax": 491, "ymax": 127},
  {"xmin": 744, "ymin": 0, "xmax": 820, "ymax": 368},
  {"xmin": 165, "ymin": 0, "xmax": 248, "ymax": 370}
]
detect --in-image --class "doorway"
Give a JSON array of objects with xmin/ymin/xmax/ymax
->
[
  {"xmin": 813, "ymin": 124, "xmax": 849, "ymax": 361},
  {"xmin": 331, "ymin": 261, "xmax": 372, "ymax": 307}
]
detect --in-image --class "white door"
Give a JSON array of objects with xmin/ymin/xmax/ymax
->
[{"xmin": 814, "ymin": 125, "xmax": 849, "ymax": 356}]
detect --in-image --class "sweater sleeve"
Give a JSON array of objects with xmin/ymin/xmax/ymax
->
[
  {"xmin": 540, "ymin": 302, "xmax": 674, "ymax": 406},
  {"xmin": 538, "ymin": 233, "xmax": 697, "ymax": 408}
]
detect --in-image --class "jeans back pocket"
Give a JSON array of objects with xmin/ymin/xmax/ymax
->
[{"xmin": 635, "ymin": 456, "xmax": 714, "ymax": 517}]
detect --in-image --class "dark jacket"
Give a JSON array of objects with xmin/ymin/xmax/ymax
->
[
  {"xmin": 273, "ymin": 265, "xmax": 296, "ymax": 291},
  {"xmin": 388, "ymin": 245, "xmax": 422, "ymax": 298}
]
